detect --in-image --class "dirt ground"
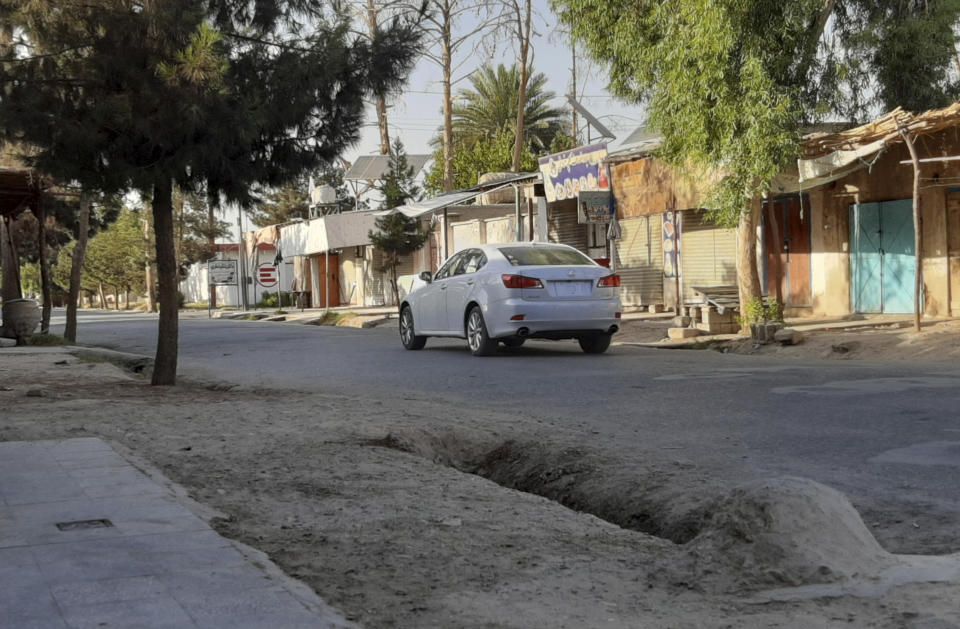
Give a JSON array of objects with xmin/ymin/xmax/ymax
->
[
  {"xmin": 617, "ymin": 314, "xmax": 960, "ymax": 364},
  {"xmin": 2, "ymin": 341, "xmax": 960, "ymax": 628}
]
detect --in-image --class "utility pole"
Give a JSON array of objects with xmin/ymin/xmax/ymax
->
[
  {"xmin": 236, "ymin": 207, "xmax": 249, "ymax": 311},
  {"xmin": 571, "ymin": 37, "xmax": 579, "ymax": 145}
]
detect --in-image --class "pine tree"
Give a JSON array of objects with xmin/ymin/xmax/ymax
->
[
  {"xmin": 377, "ymin": 139, "xmax": 422, "ymax": 210},
  {"xmin": 368, "ymin": 213, "xmax": 428, "ymax": 306},
  {"xmin": 0, "ymin": 1, "xmax": 422, "ymax": 384}
]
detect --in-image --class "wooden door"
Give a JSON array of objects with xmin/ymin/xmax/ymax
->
[
  {"xmin": 947, "ymin": 191, "xmax": 960, "ymax": 313},
  {"xmin": 763, "ymin": 196, "xmax": 812, "ymax": 306},
  {"xmin": 316, "ymin": 254, "xmax": 341, "ymax": 308}
]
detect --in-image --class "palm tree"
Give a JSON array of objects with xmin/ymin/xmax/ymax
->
[{"xmin": 449, "ymin": 63, "xmax": 566, "ymax": 153}]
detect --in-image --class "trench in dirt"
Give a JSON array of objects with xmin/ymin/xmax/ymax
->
[
  {"xmin": 366, "ymin": 431, "xmax": 712, "ymax": 545},
  {"xmin": 364, "ymin": 429, "xmax": 960, "ymax": 595}
]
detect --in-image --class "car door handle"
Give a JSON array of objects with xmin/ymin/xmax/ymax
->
[
  {"xmin": 466, "ymin": 280, "xmax": 474, "ymax": 286},
  {"xmin": 440, "ymin": 285, "xmax": 447, "ymax": 290}
]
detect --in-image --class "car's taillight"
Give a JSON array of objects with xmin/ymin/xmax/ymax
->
[
  {"xmin": 597, "ymin": 274, "xmax": 621, "ymax": 288},
  {"xmin": 502, "ymin": 274, "xmax": 543, "ymax": 289}
]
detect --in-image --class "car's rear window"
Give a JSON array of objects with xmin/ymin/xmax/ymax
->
[{"xmin": 498, "ymin": 246, "xmax": 594, "ymax": 266}]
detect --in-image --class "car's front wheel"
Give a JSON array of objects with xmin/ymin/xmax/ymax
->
[
  {"xmin": 399, "ymin": 306, "xmax": 427, "ymax": 350},
  {"xmin": 578, "ymin": 333, "xmax": 612, "ymax": 354},
  {"xmin": 466, "ymin": 306, "xmax": 498, "ymax": 356}
]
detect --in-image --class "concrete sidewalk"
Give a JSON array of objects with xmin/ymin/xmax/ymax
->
[{"xmin": 0, "ymin": 438, "xmax": 353, "ymax": 629}]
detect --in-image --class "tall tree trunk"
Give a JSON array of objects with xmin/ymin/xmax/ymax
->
[
  {"xmin": 368, "ymin": 0, "xmax": 390, "ymax": 155},
  {"xmin": 1, "ymin": 215, "xmax": 22, "ymax": 302},
  {"xmin": 766, "ymin": 199, "xmax": 784, "ymax": 307},
  {"xmin": 144, "ymin": 215, "xmax": 157, "ymax": 312},
  {"xmin": 114, "ymin": 286, "xmax": 120, "ymax": 310},
  {"xmin": 97, "ymin": 282, "xmax": 106, "ymax": 309},
  {"xmin": 37, "ymin": 200, "xmax": 52, "ymax": 333},
  {"xmin": 901, "ymin": 127, "xmax": 924, "ymax": 331},
  {"xmin": 441, "ymin": 6, "xmax": 455, "ymax": 192},
  {"xmin": 207, "ymin": 203, "xmax": 217, "ymax": 307},
  {"xmin": 736, "ymin": 196, "xmax": 764, "ymax": 331},
  {"xmin": 571, "ymin": 37, "xmax": 579, "ymax": 145},
  {"xmin": 152, "ymin": 178, "xmax": 179, "ymax": 386},
  {"xmin": 511, "ymin": 0, "xmax": 532, "ymax": 172},
  {"xmin": 64, "ymin": 192, "xmax": 91, "ymax": 342}
]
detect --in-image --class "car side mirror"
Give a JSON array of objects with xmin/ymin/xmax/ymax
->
[{"xmin": 419, "ymin": 270, "xmax": 433, "ymax": 283}]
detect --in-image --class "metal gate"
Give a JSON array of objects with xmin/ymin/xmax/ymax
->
[
  {"xmin": 617, "ymin": 215, "xmax": 663, "ymax": 306},
  {"xmin": 850, "ymin": 200, "xmax": 916, "ymax": 313},
  {"xmin": 679, "ymin": 210, "xmax": 737, "ymax": 301}
]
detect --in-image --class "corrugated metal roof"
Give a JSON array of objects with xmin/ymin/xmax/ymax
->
[{"xmin": 344, "ymin": 154, "xmax": 431, "ymax": 181}]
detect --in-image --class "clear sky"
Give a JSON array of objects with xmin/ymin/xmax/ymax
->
[{"xmin": 342, "ymin": 0, "xmax": 647, "ymax": 165}]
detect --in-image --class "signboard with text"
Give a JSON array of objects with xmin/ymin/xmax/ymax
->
[
  {"xmin": 537, "ymin": 143, "xmax": 609, "ymax": 203},
  {"xmin": 207, "ymin": 260, "xmax": 237, "ymax": 286},
  {"xmin": 577, "ymin": 190, "xmax": 614, "ymax": 224}
]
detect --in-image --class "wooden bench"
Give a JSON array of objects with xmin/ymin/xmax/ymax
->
[{"xmin": 690, "ymin": 285, "xmax": 740, "ymax": 315}]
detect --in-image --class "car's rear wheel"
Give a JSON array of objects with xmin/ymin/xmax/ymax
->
[
  {"xmin": 578, "ymin": 333, "xmax": 612, "ymax": 354},
  {"xmin": 501, "ymin": 337, "xmax": 525, "ymax": 348},
  {"xmin": 466, "ymin": 306, "xmax": 497, "ymax": 356},
  {"xmin": 400, "ymin": 306, "xmax": 427, "ymax": 350}
]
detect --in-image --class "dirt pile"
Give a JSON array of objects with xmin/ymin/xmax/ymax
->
[{"xmin": 685, "ymin": 477, "xmax": 897, "ymax": 592}]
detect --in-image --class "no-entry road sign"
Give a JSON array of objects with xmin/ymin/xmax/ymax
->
[{"xmin": 257, "ymin": 263, "xmax": 278, "ymax": 287}]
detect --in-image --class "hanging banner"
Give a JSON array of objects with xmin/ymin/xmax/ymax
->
[{"xmin": 538, "ymin": 143, "xmax": 609, "ymax": 203}]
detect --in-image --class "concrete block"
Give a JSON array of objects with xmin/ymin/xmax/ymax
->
[
  {"xmin": 774, "ymin": 327, "xmax": 804, "ymax": 345},
  {"xmin": 669, "ymin": 327, "xmax": 702, "ymax": 339},
  {"xmin": 648, "ymin": 304, "xmax": 665, "ymax": 313},
  {"xmin": 672, "ymin": 316, "xmax": 691, "ymax": 328}
]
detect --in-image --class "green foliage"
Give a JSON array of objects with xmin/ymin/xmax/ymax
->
[
  {"xmin": 549, "ymin": 1, "xmax": 808, "ymax": 225},
  {"xmin": 84, "ymin": 209, "xmax": 149, "ymax": 295},
  {"xmin": 0, "ymin": 3, "xmax": 424, "ymax": 204},
  {"xmin": 738, "ymin": 297, "xmax": 784, "ymax": 326},
  {"xmin": 448, "ymin": 64, "xmax": 566, "ymax": 153},
  {"xmin": 425, "ymin": 128, "xmax": 539, "ymax": 194},
  {"xmin": 377, "ymin": 139, "xmax": 422, "ymax": 210},
  {"xmin": 369, "ymin": 210, "xmax": 429, "ymax": 304},
  {"xmin": 836, "ymin": 0, "xmax": 960, "ymax": 115},
  {"xmin": 258, "ymin": 291, "xmax": 295, "ymax": 308}
]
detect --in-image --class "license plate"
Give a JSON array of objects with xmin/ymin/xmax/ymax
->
[{"xmin": 554, "ymin": 281, "xmax": 591, "ymax": 297}]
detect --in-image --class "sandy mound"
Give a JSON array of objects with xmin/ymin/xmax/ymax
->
[{"xmin": 685, "ymin": 477, "xmax": 897, "ymax": 593}]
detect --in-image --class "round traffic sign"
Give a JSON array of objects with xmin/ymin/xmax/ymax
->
[{"xmin": 257, "ymin": 263, "xmax": 278, "ymax": 287}]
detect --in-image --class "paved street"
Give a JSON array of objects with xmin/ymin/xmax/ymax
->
[{"xmin": 56, "ymin": 309, "xmax": 960, "ymax": 553}]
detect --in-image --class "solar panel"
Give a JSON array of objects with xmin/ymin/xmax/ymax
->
[{"xmin": 344, "ymin": 154, "xmax": 431, "ymax": 181}]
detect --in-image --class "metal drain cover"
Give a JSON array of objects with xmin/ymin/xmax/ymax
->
[{"xmin": 56, "ymin": 519, "xmax": 114, "ymax": 531}]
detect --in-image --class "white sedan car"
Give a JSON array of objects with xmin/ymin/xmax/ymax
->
[{"xmin": 399, "ymin": 243, "xmax": 622, "ymax": 356}]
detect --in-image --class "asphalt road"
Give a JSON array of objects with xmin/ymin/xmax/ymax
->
[{"xmin": 53, "ymin": 309, "xmax": 960, "ymax": 550}]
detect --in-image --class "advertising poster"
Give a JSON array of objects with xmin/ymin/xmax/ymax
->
[
  {"xmin": 538, "ymin": 143, "xmax": 609, "ymax": 203},
  {"xmin": 662, "ymin": 211, "xmax": 678, "ymax": 278},
  {"xmin": 577, "ymin": 190, "xmax": 614, "ymax": 224},
  {"xmin": 208, "ymin": 260, "xmax": 238, "ymax": 286}
]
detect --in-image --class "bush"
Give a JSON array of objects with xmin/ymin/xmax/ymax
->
[
  {"xmin": 738, "ymin": 297, "xmax": 784, "ymax": 327},
  {"xmin": 257, "ymin": 291, "xmax": 294, "ymax": 308}
]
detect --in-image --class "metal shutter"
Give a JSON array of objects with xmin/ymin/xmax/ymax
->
[
  {"xmin": 680, "ymin": 210, "xmax": 737, "ymax": 301},
  {"xmin": 617, "ymin": 215, "xmax": 664, "ymax": 306},
  {"xmin": 452, "ymin": 220, "xmax": 482, "ymax": 251},
  {"xmin": 548, "ymin": 200, "xmax": 588, "ymax": 253}
]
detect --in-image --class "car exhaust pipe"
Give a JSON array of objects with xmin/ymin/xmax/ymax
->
[
  {"xmin": 608, "ymin": 325, "xmax": 619, "ymax": 334},
  {"xmin": 517, "ymin": 327, "xmax": 530, "ymax": 338}
]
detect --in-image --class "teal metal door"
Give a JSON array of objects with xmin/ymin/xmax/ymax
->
[
  {"xmin": 850, "ymin": 200, "xmax": 917, "ymax": 314},
  {"xmin": 851, "ymin": 203, "xmax": 882, "ymax": 313}
]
